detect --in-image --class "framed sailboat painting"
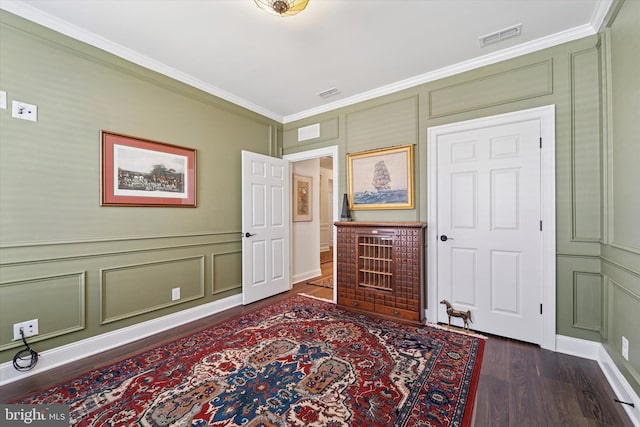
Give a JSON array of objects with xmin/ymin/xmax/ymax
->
[{"xmin": 347, "ymin": 144, "xmax": 414, "ymax": 210}]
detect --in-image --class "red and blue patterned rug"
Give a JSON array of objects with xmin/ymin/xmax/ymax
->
[{"xmin": 14, "ymin": 294, "xmax": 484, "ymax": 426}]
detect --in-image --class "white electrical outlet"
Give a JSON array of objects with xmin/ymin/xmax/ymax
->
[
  {"xmin": 12, "ymin": 100, "xmax": 38, "ymax": 122},
  {"xmin": 0, "ymin": 90, "xmax": 6, "ymax": 109},
  {"xmin": 622, "ymin": 336, "xmax": 629, "ymax": 361},
  {"xmin": 172, "ymin": 287, "xmax": 181, "ymax": 301},
  {"xmin": 13, "ymin": 319, "xmax": 39, "ymax": 341}
]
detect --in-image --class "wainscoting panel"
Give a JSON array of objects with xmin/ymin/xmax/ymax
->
[
  {"xmin": 602, "ymin": 256, "xmax": 640, "ymax": 390},
  {"xmin": 573, "ymin": 271, "xmax": 603, "ymax": 332},
  {"xmin": 0, "ymin": 232, "xmax": 241, "ymax": 364},
  {"xmin": 556, "ymin": 255, "xmax": 603, "ymax": 341},
  {"xmin": 428, "ymin": 60, "xmax": 552, "ymax": 118},
  {"xmin": 212, "ymin": 251, "xmax": 242, "ymax": 295},
  {"xmin": 101, "ymin": 256, "xmax": 205, "ymax": 324},
  {"xmin": 0, "ymin": 272, "xmax": 85, "ymax": 351},
  {"xmin": 609, "ymin": 277, "xmax": 640, "ymax": 383}
]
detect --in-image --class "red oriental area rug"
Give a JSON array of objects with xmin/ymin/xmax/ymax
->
[{"xmin": 14, "ymin": 295, "xmax": 484, "ymax": 426}]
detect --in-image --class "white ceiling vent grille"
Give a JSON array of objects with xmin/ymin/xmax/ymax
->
[
  {"xmin": 316, "ymin": 87, "xmax": 341, "ymax": 99},
  {"xmin": 479, "ymin": 24, "xmax": 522, "ymax": 47}
]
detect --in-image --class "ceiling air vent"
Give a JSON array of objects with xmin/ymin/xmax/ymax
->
[
  {"xmin": 479, "ymin": 23, "xmax": 522, "ymax": 47},
  {"xmin": 316, "ymin": 87, "xmax": 341, "ymax": 99}
]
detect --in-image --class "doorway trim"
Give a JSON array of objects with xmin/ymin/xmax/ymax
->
[
  {"xmin": 427, "ymin": 105, "xmax": 556, "ymax": 350},
  {"xmin": 284, "ymin": 146, "xmax": 339, "ymax": 303}
]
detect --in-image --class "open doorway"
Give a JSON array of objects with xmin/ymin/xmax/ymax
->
[{"xmin": 283, "ymin": 146, "xmax": 339, "ymax": 303}]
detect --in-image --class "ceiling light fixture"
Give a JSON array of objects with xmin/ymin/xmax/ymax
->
[{"xmin": 254, "ymin": 0, "xmax": 309, "ymax": 17}]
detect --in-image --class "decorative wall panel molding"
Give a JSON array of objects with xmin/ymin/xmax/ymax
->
[
  {"xmin": 346, "ymin": 96, "xmax": 418, "ymax": 152},
  {"xmin": 0, "ymin": 272, "xmax": 85, "ymax": 351},
  {"xmin": 572, "ymin": 271, "xmax": 603, "ymax": 332},
  {"xmin": 100, "ymin": 256, "xmax": 205, "ymax": 324},
  {"xmin": 570, "ymin": 48, "xmax": 601, "ymax": 242},
  {"xmin": 212, "ymin": 251, "xmax": 242, "ymax": 295},
  {"xmin": 0, "ymin": 232, "xmax": 241, "ymax": 266},
  {"xmin": 429, "ymin": 60, "xmax": 552, "ymax": 118}
]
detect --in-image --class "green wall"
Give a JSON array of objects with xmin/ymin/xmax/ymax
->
[
  {"xmin": 0, "ymin": 11, "xmax": 281, "ymax": 362},
  {"xmin": 282, "ymin": 1, "xmax": 638, "ymax": 395},
  {"xmin": 600, "ymin": 0, "xmax": 640, "ymax": 397},
  {"xmin": 1, "ymin": 2, "xmax": 638, "ymax": 397}
]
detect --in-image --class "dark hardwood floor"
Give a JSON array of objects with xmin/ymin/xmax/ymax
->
[
  {"xmin": 0, "ymin": 277, "xmax": 633, "ymax": 426},
  {"xmin": 473, "ymin": 334, "xmax": 633, "ymax": 426}
]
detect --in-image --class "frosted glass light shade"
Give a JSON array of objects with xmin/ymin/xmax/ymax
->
[{"xmin": 254, "ymin": 0, "xmax": 310, "ymax": 17}]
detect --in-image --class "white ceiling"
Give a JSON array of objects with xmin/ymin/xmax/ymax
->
[{"xmin": 2, "ymin": 0, "xmax": 611, "ymax": 123}]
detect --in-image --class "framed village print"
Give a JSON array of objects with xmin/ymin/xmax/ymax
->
[
  {"xmin": 100, "ymin": 131, "xmax": 196, "ymax": 207},
  {"xmin": 347, "ymin": 144, "xmax": 414, "ymax": 210},
  {"xmin": 293, "ymin": 174, "xmax": 312, "ymax": 221}
]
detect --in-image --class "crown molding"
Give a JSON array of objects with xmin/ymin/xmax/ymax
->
[
  {"xmin": 283, "ymin": 22, "xmax": 599, "ymax": 123},
  {"xmin": 0, "ymin": 1, "xmax": 284, "ymax": 123},
  {"xmin": 3, "ymin": 0, "xmax": 611, "ymax": 125},
  {"xmin": 590, "ymin": 0, "xmax": 615, "ymax": 31}
]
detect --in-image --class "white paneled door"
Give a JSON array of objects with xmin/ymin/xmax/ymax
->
[
  {"xmin": 436, "ymin": 119, "xmax": 543, "ymax": 344},
  {"xmin": 241, "ymin": 151, "xmax": 290, "ymax": 305}
]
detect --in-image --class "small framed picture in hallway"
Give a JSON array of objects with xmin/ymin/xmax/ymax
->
[{"xmin": 293, "ymin": 174, "xmax": 312, "ymax": 221}]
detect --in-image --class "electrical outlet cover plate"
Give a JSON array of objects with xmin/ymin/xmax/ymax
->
[
  {"xmin": 622, "ymin": 336, "xmax": 629, "ymax": 361},
  {"xmin": 12, "ymin": 100, "xmax": 38, "ymax": 122},
  {"xmin": 13, "ymin": 319, "xmax": 39, "ymax": 340}
]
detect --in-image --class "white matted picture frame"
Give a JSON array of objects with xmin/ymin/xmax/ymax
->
[
  {"xmin": 100, "ymin": 131, "xmax": 196, "ymax": 207},
  {"xmin": 293, "ymin": 175, "xmax": 312, "ymax": 221}
]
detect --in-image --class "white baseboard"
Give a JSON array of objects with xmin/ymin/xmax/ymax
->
[
  {"xmin": 556, "ymin": 334, "xmax": 601, "ymax": 359},
  {"xmin": 597, "ymin": 346, "xmax": 640, "ymax": 426},
  {"xmin": 0, "ymin": 294, "xmax": 242, "ymax": 386},
  {"xmin": 557, "ymin": 335, "xmax": 640, "ymax": 426}
]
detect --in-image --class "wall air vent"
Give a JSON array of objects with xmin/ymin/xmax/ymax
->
[
  {"xmin": 298, "ymin": 123, "xmax": 320, "ymax": 142},
  {"xmin": 316, "ymin": 87, "xmax": 341, "ymax": 99},
  {"xmin": 479, "ymin": 23, "xmax": 522, "ymax": 47}
]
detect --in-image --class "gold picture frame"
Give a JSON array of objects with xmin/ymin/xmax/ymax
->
[
  {"xmin": 347, "ymin": 144, "xmax": 414, "ymax": 210},
  {"xmin": 293, "ymin": 174, "xmax": 312, "ymax": 221}
]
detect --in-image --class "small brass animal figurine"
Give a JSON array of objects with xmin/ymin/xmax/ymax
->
[{"xmin": 440, "ymin": 300, "xmax": 473, "ymax": 330}]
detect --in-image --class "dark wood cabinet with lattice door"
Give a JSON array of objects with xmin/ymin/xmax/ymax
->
[{"xmin": 334, "ymin": 222, "xmax": 426, "ymax": 325}]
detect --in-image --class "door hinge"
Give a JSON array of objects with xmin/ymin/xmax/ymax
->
[
  {"xmin": 539, "ymin": 137, "xmax": 542, "ymax": 148},
  {"xmin": 540, "ymin": 303, "xmax": 543, "ymax": 314},
  {"xmin": 540, "ymin": 220, "xmax": 543, "ymax": 231}
]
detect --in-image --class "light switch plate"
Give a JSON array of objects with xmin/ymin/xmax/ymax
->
[{"xmin": 0, "ymin": 91, "xmax": 6, "ymax": 109}]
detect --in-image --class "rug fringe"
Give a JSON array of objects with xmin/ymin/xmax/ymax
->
[
  {"xmin": 427, "ymin": 323, "xmax": 488, "ymax": 339},
  {"xmin": 298, "ymin": 293, "xmax": 333, "ymax": 303}
]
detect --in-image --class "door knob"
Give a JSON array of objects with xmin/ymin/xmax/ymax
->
[
  {"xmin": 440, "ymin": 235, "xmax": 454, "ymax": 241},
  {"xmin": 244, "ymin": 232, "xmax": 256, "ymax": 238}
]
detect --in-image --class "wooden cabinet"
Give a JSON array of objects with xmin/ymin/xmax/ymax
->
[{"xmin": 335, "ymin": 222, "xmax": 426, "ymax": 325}]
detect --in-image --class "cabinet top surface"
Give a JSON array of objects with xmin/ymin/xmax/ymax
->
[{"xmin": 334, "ymin": 221, "xmax": 426, "ymax": 228}]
